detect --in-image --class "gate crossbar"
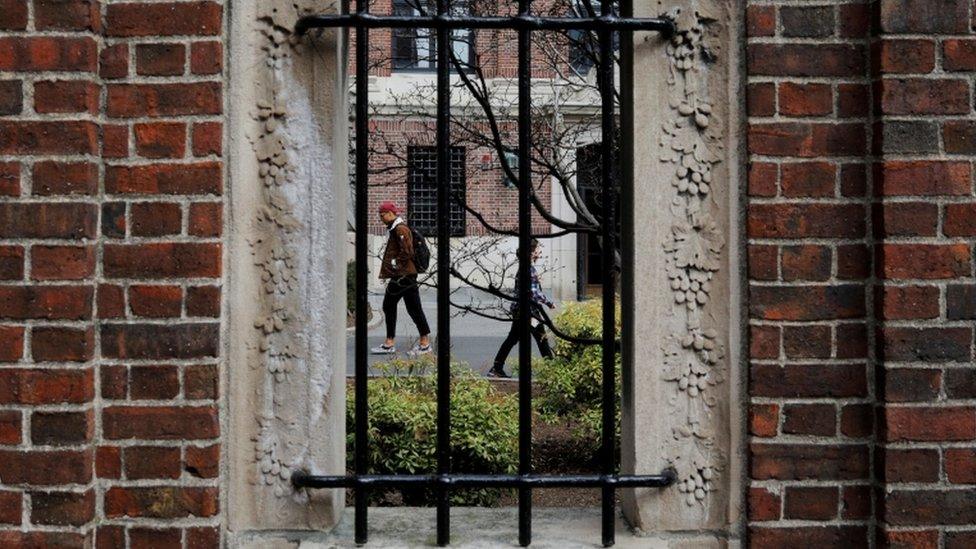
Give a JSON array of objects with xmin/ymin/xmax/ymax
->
[{"xmin": 293, "ymin": 5, "xmax": 675, "ymax": 547}]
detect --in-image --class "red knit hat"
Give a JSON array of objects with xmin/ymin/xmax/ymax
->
[{"xmin": 378, "ymin": 201, "xmax": 399, "ymax": 215}]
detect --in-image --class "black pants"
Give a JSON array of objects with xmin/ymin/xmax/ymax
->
[
  {"xmin": 493, "ymin": 315, "xmax": 553, "ymax": 368},
  {"xmin": 383, "ymin": 276, "xmax": 430, "ymax": 340}
]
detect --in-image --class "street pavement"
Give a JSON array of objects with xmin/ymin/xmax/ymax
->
[{"xmin": 345, "ymin": 287, "xmax": 557, "ymax": 376}]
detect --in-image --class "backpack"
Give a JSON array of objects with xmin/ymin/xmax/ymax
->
[{"xmin": 409, "ymin": 226, "xmax": 431, "ymax": 272}]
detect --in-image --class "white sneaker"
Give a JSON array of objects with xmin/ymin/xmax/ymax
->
[
  {"xmin": 370, "ymin": 344, "xmax": 396, "ymax": 354},
  {"xmin": 407, "ymin": 343, "xmax": 432, "ymax": 356}
]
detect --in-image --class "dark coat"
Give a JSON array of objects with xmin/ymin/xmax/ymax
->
[{"xmin": 379, "ymin": 220, "xmax": 417, "ymax": 279}]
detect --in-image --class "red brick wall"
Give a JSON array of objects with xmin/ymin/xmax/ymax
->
[
  {"xmin": 747, "ymin": 1, "xmax": 976, "ymax": 547},
  {"xmin": 0, "ymin": 1, "xmax": 223, "ymax": 547}
]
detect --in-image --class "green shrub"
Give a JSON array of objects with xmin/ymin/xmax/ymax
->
[
  {"xmin": 534, "ymin": 299, "xmax": 621, "ymax": 450},
  {"xmin": 347, "ymin": 358, "xmax": 519, "ymax": 506}
]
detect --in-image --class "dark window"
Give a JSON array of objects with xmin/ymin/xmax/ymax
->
[
  {"xmin": 568, "ymin": 0, "xmax": 619, "ymax": 75},
  {"xmin": 407, "ymin": 146, "xmax": 466, "ymax": 236},
  {"xmin": 392, "ymin": 0, "xmax": 474, "ymax": 71}
]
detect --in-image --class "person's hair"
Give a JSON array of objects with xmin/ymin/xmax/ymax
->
[{"xmin": 530, "ymin": 239, "xmax": 540, "ymax": 252}]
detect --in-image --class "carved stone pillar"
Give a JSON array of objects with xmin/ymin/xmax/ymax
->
[
  {"xmin": 621, "ymin": 1, "xmax": 744, "ymax": 544},
  {"xmin": 226, "ymin": 0, "xmax": 348, "ymax": 540}
]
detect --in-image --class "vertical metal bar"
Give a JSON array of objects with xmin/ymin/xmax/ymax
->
[
  {"xmin": 353, "ymin": 0, "xmax": 370, "ymax": 544},
  {"xmin": 435, "ymin": 0, "xmax": 452, "ymax": 544},
  {"xmin": 516, "ymin": 0, "xmax": 533, "ymax": 544},
  {"xmin": 598, "ymin": 0, "xmax": 616, "ymax": 544}
]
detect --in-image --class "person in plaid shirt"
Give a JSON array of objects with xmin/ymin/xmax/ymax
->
[{"xmin": 488, "ymin": 239, "xmax": 555, "ymax": 378}]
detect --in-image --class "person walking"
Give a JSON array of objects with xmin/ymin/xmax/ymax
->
[
  {"xmin": 488, "ymin": 239, "xmax": 555, "ymax": 378},
  {"xmin": 371, "ymin": 201, "xmax": 432, "ymax": 355}
]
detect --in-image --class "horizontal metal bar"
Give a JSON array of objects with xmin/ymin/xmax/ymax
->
[
  {"xmin": 292, "ymin": 471, "xmax": 677, "ymax": 489},
  {"xmin": 295, "ymin": 14, "xmax": 674, "ymax": 34}
]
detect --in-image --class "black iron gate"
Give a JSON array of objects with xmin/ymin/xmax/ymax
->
[{"xmin": 292, "ymin": 2, "xmax": 675, "ymax": 546}]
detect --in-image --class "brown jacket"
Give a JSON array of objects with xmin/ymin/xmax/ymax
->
[{"xmin": 379, "ymin": 219, "xmax": 417, "ymax": 279}]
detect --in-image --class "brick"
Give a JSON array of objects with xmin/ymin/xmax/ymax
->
[
  {"xmin": 840, "ymin": 403, "xmax": 873, "ymax": 438},
  {"xmin": 747, "ymin": 83, "xmax": 774, "ymax": 117},
  {"xmin": 841, "ymin": 486, "xmax": 871, "ymax": 520},
  {"xmin": 187, "ymin": 285, "xmax": 220, "ymax": 317},
  {"xmin": 96, "ymin": 526, "xmax": 124, "ymax": 549},
  {"xmin": 99, "ymin": 43, "xmax": 128, "ymax": 79},
  {"xmin": 187, "ymin": 527, "xmax": 219, "ymax": 548},
  {"xmin": 945, "ymin": 39, "xmax": 976, "ymax": 72},
  {"xmin": 885, "ymin": 490, "xmax": 976, "ymax": 525},
  {"xmin": 782, "ymin": 404, "xmax": 835, "ymax": 436},
  {"xmin": 0, "ymin": 0, "xmax": 27, "ymax": 30},
  {"xmin": 751, "ymin": 443, "xmax": 869, "ymax": 481},
  {"xmin": 881, "ymin": 78, "xmax": 971, "ymax": 115},
  {"xmin": 104, "ymin": 486, "xmax": 218, "ymax": 518},
  {"xmin": 883, "ymin": 368, "xmax": 942, "ymax": 402},
  {"xmin": 784, "ymin": 486, "xmax": 837, "ymax": 520},
  {"xmin": 749, "ymin": 123, "xmax": 866, "ymax": 158},
  {"xmin": 105, "ymin": 242, "xmax": 221, "ymax": 279},
  {"xmin": 947, "ymin": 285, "xmax": 976, "ymax": 320},
  {"xmin": 945, "ymin": 203, "xmax": 976, "ymax": 236},
  {"xmin": 748, "ymin": 245, "xmax": 777, "ymax": 282},
  {"xmin": 0, "ymin": 121, "xmax": 98, "ymax": 155},
  {"xmin": 106, "ymin": 2, "xmax": 221, "ymax": 37},
  {"xmin": 136, "ymin": 43, "xmax": 185, "ymax": 76},
  {"xmin": 101, "ymin": 202, "xmax": 126, "ymax": 238},
  {"xmin": 837, "ymin": 84, "xmax": 869, "ymax": 118},
  {"xmin": 101, "ymin": 323, "xmax": 219, "ymax": 359},
  {"xmin": 750, "ymin": 285, "xmax": 865, "ymax": 321},
  {"xmin": 0, "ymin": 410, "xmax": 21, "ymax": 444},
  {"xmin": 107, "ymin": 82, "xmax": 221, "ymax": 117},
  {"xmin": 0, "ymin": 203, "xmax": 96, "ymax": 239},
  {"xmin": 946, "ymin": 369, "xmax": 976, "ymax": 399},
  {"xmin": 747, "ymin": 163, "xmax": 777, "ymax": 197},
  {"xmin": 130, "ymin": 528, "xmax": 181, "ymax": 549},
  {"xmin": 134, "ymin": 122, "xmax": 187, "ymax": 159},
  {"xmin": 780, "ymin": 6, "xmax": 833, "ymax": 38},
  {"xmin": 880, "ymin": 0, "xmax": 969, "ymax": 34},
  {"xmin": 33, "ymin": 80, "xmax": 99, "ymax": 114},
  {"xmin": 103, "ymin": 125, "xmax": 128, "ymax": 158},
  {"xmin": 0, "ymin": 162, "xmax": 19, "ymax": 196},
  {"xmin": 876, "ymin": 39, "xmax": 936, "ymax": 74},
  {"xmin": 0, "ymin": 79, "xmax": 22, "ymax": 115},
  {"xmin": 0, "ymin": 532, "xmax": 88, "ymax": 548},
  {"xmin": 189, "ymin": 202, "xmax": 222, "ymax": 237},
  {"xmin": 746, "ymin": 5, "xmax": 774, "ymax": 37},
  {"xmin": 192, "ymin": 122, "xmax": 222, "ymax": 158},
  {"xmin": 129, "ymin": 285, "xmax": 182, "ymax": 318},
  {"xmin": 752, "ymin": 363, "xmax": 867, "ymax": 398},
  {"xmin": 839, "ymin": 322, "xmax": 871, "ymax": 357},
  {"xmin": 0, "ymin": 325, "xmax": 23, "ymax": 362},
  {"xmin": 947, "ymin": 532, "xmax": 976, "ymax": 549},
  {"xmin": 885, "ymin": 407, "xmax": 975, "ymax": 442},
  {"xmin": 749, "ymin": 204, "xmax": 865, "ymax": 239},
  {"xmin": 0, "ymin": 246, "xmax": 24, "ymax": 280},
  {"xmin": 878, "ymin": 121, "xmax": 940, "ymax": 154},
  {"xmin": 106, "ymin": 162, "xmax": 222, "ymax": 195},
  {"xmin": 880, "ymin": 327, "xmax": 972, "ymax": 362},
  {"xmin": 30, "ymin": 245, "xmax": 95, "ymax": 281},
  {"xmin": 190, "ymin": 41, "xmax": 222, "ymax": 75},
  {"xmin": 882, "ymin": 448, "xmax": 940, "ymax": 483},
  {"xmin": 878, "ymin": 244, "xmax": 971, "ymax": 280},
  {"xmin": 877, "ymin": 161, "xmax": 972, "ymax": 196},
  {"xmin": 0, "ymin": 449, "xmax": 92, "ymax": 485},
  {"xmin": 945, "ymin": 120, "xmax": 976, "ymax": 155},
  {"xmin": 778, "ymin": 83, "xmax": 832, "ymax": 117},
  {"xmin": 781, "ymin": 245, "xmax": 830, "ymax": 281},
  {"xmin": 876, "ymin": 285, "xmax": 940, "ymax": 320},
  {"xmin": 840, "ymin": 163, "xmax": 867, "ymax": 197},
  {"xmin": 749, "ymin": 527, "xmax": 866, "ymax": 548},
  {"xmin": 100, "ymin": 366, "xmax": 126, "ymax": 400},
  {"xmin": 98, "ymin": 284, "xmax": 125, "ymax": 319},
  {"xmin": 32, "ymin": 161, "xmax": 98, "ymax": 196},
  {"xmin": 31, "ymin": 326, "xmax": 94, "ymax": 362},
  {"xmin": 781, "ymin": 162, "xmax": 834, "ymax": 198},
  {"xmin": 35, "ymin": 0, "xmax": 100, "ymax": 31},
  {"xmin": 30, "ymin": 490, "xmax": 94, "ymax": 526},
  {"xmin": 130, "ymin": 202, "xmax": 182, "ymax": 236},
  {"xmin": 749, "ymin": 404, "xmax": 778, "ymax": 438},
  {"xmin": 104, "ymin": 406, "xmax": 218, "ymax": 440},
  {"xmin": 946, "ymin": 449, "xmax": 976, "ymax": 483},
  {"xmin": 96, "ymin": 446, "xmax": 121, "ymax": 479},
  {"xmin": 884, "ymin": 530, "xmax": 939, "ymax": 549},
  {"xmin": 125, "ymin": 446, "xmax": 181, "ymax": 479},
  {"xmin": 748, "ymin": 44, "xmax": 865, "ymax": 77},
  {"xmin": 748, "ymin": 487, "xmax": 779, "ymax": 521},
  {"xmin": 0, "ymin": 368, "xmax": 93, "ymax": 404},
  {"xmin": 184, "ymin": 364, "xmax": 217, "ymax": 400},
  {"xmin": 130, "ymin": 365, "xmax": 179, "ymax": 399},
  {"xmin": 782, "ymin": 325, "xmax": 830, "ymax": 358},
  {"xmin": 0, "ymin": 285, "xmax": 93, "ymax": 320},
  {"xmin": 0, "ymin": 490, "xmax": 20, "ymax": 524},
  {"xmin": 874, "ymin": 202, "xmax": 939, "ymax": 237},
  {"xmin": 0, "ymin": 37, "xmax": 97, "ymax": 72},
  {"xmin": 185, "ymin": 444, "xmax": 219, "ymax": 478}
]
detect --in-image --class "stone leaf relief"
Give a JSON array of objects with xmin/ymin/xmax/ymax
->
[{"xmin": 659, "ymin": 4, "xmax": 727, "ymax": 507}]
